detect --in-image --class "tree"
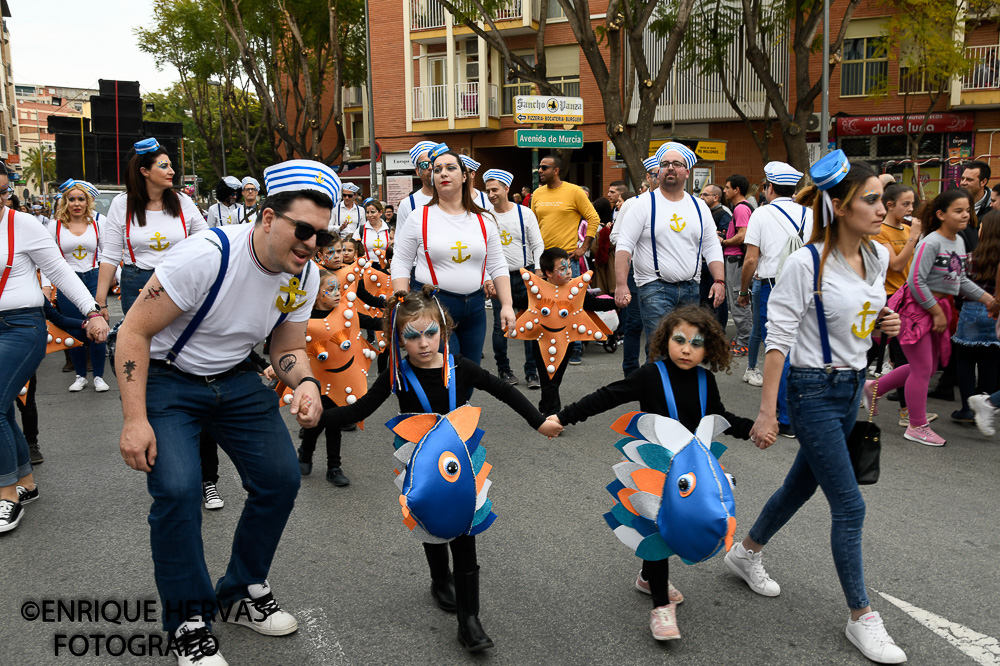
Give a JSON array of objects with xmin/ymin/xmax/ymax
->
[
  {"xmin": 436, "ymin": 0, "xmax": 696, "ymax": 190},
  {"xmin": 22, "ymin": 147, "xmax": 55, "ymax": 198}
]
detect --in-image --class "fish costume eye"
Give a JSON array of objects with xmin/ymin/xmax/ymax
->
[
  {"xmin": 340, "ymin": 340, "xmax": 351, "ymax": 350},
  {"xmin": 438, "ymin": 452, "xmax": 461, "ymax": 482},
  {"xmin": 678, "ymin": 473, "xmax": 696, "ymax": 497},
  {"xmin": 558, "ymin": 308, "xmax": 569, "ymax": 318},
  {"xmin": 540, "ymin": 307, "xmax": 551, "ymax": 316},
  {"xmin": 317, "ymin": 351, "xmax": 329, "ymax": 361}
]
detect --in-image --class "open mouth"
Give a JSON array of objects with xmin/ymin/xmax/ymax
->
[
  {"xmin": 325, "ymin": 357, "xmax": 354, "ymax": 373},
  {"xmin": 541, "ymin": 324, "xmax": 565, "ymax": 333}
]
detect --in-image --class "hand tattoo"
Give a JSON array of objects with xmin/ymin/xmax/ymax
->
[
  {"xmin": 144, "ymin": 286, "xmax": 165, "ymax": 301},
  {"xmin": 278, "ymin": 354, "xmax": 296, "ymax": 374},
  {"xmin": 123, "ymin": 359, "xmax": 136, "ymax": 382}
]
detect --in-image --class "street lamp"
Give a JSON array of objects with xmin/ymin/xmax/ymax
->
[
  {"xmin": 207, "ymin": 80, "xmax": 227, "ymax": 176},
  {"xmin": 184, "ymin": 138, "xmax": 197, "ymax": 199}
]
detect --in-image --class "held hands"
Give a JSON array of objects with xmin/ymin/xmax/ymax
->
[
  {"xmin": 709, "ymin": 282, "xmax": 726, "ymax": 308},
  {"xmin": 84, "ymin": 316, "xmax": 110, "ymax": 343},
  {"xmin": 538, "ymin": 415, "xmax": 563, "ymax": 440},
  {"xmin": 289, "ymin": 380, "xmax": 322, "ymax": 428},
  {"xmin": 749, "ymin": 412, "xmax": 779, "ymax": 450},
  {"xmin": 120, "ymin": 419, "xmax": 158, "ymax": 472},
  {"xmin": 614, "ymin": 284, "xmax": 632, "ymax": 309},
  {"xmin": 875, "ymin": 308, "xmax": 900, "ymax": 338}
]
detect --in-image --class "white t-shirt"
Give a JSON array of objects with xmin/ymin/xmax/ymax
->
[
  {"xmin": 0, "ymin": 208, "xmax": 96, "ymax": 313},
  {"xmin": 101, "ymin": 193, "xmax": 208, "ymax": 269},
  {"xmin": 609, "ymin": 196, "xmax": 640, "ymax": 246},
  {"xmin": 390, "ymin": 205, "xmax": 506, "ymax": 294},
  {"xmin": 353, "ymin": 219, "xmax": 391, "ymax": 263},
  {"xmin": 743, "ymin": 198, "xmax": 815, "ymax": 279},
  {"xmin": 151, "ymin": 225, "xmax": 319, "ymax": 375},
  {"xmin": 494, "ymin": 203, "xmax": 543, "ymax": 271},
  {"xmin": 766, "ymin": 241, "xmax": 889, "ymax": 370},
  {"xmin": 395, "ymin": 189, "xmax": 433, "ymax": 237},
  {"xmin": 329, "ymin": 202, "xmax": 364, "ymax": 237},
  {"xmin": 50, "ymin": 219, "xmax": 105, "ymax": 272},
  {"xmin": 236, "ymin": 205, "xmax": 258, "ymax": 225},
  {"xmin": 471, "ymin": 188, "xmax": 494, "ymax": 213},
  {"xmin": 615, "ymin": 190, "xmax": 723, "ymax": 287},
  {"xmin": 207, "ymin": 202, "xmax": 240, "ymax": 228}
]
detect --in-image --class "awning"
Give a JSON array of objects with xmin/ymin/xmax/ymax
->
[
  {"xmin": 837, "ymin": 113, "xmax": 975, "ymax": 136},
  {"xmin": 338, "ymin": 164, "xmax": 370, "ymax": 179}
]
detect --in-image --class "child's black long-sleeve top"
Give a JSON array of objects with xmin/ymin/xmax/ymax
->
[
  {"xmin": 321, "ymin": 355, "xmax": 546, "ymax": 429},
  {"xmin": 512, "ymin": 288, "xmax": 617, "ymax": 313},
  {"xmin": 312, "ymin": 307, "xmax": 382, "ymax": 332},
  {"xmin": 557, "ymin": 357, "xmax": 753, "ymax": 439}
]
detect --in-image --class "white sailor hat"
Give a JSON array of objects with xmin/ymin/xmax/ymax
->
[
  {"xmin": 263, "ymin": 159, "xmax": 342, "ymax": 206},
  {"xmin": 58, "ymin": 178, "xmax": 78, "ymax": 194},
  {"xmin": 32, "ymin": 204, "xmax": 42, "ymax": 211},
  {"xmin": 654, "ymin": 142, "xmax": 697, "ymax": 169},
  {"xmin": 222, "ymin": 176, "xmax": 242, "ymax": 190},
  {"xmin": 134, "ymin": 138, "xmax": 161, "ymax": 155},
  {"xmin": 409, "ymin": 141, "xmax": 437, "ymax": 165},
  {"xmin": 642, "ymin": 156, "xmax": 660, "ymax": 172},
  {"xmin": 241, "ymin": 176, "xmax": 260, "ymax": 190},
  {"xmin": 459, "ymin": 155, "xmax": 481, "ymax": 172},
  {"xmin": 428, "ymin": 142, "xmax": 451, "ymax": 162},
  {"xmin": 764, "ymin": 161, "xmax": 804, "ymax": 186},
  {"xmin": 342, "ymin": 182, "xmax": 360, "ymax": 193},
  {"xmin": 78, "ymin": 181, "xmax": 100, "ymax": 199},
  {"xmin": 809, "ymin": 150, "xmax": 850, "ymax": 191},
  {"xmin": 482, "ymin": 169, "xmax": 512, "ymax": 187}
]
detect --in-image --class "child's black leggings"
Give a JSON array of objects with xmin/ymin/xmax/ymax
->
[
  {"xmin": 300, "ymin": 396, "xmax": 343, "ymax": 469},
  {"xmin": 641, "ymin": 558, "xmax": 671, "ymax": 608},
  {"xmin": 423, "ymin": 536, "xmax": 478, "ymax": 579},
  {"xmin": 532, "ymin": 345, "xmax": 570, "ymax": 417}
]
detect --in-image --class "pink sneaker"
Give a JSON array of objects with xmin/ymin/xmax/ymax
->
[
  {"xmin": 635, "ymin": 573, "xmax": 684, "ymax": 604},
  {"xmin": 650, "ymin": 603, "xmax": 680, "ymax": 641},
  {"xmin": 904, "ymin": 423, "xmax": 946, "ymax": 447},
  {"xmin": 862, "ymin": 380, "xmax": 878, "ymax": 416}
]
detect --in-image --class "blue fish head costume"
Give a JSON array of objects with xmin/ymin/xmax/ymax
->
[
  {"xmin": 604, "ymin": 412, "xmax": 736, "ymax": 564},
  {"xmin": 385, "ymin": 405, "xmax": 496, "ymax": 543}
]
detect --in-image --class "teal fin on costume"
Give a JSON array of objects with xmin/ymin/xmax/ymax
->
[
  {"xmin": 711, "ymin": 440, "xmax": 728, "ymax": 459},
  {"xmin": 469, "ymin": 511, "xmax": 496, "ymax": 536},
  {"xmin": 636, "ymin": 443, "xmax": 672, "ymax": 473},
  {"xmin": 614, "ymin": 436, "xmax": 634, "ymax": 457},
  {"xmin": 629, "ymin": 514, "xmax": 658, "ymax": 538},
  {"xmin": 636, "ymin": 534, "xmax": 674, "ymax": 561},
  {"xmin": 606, "ymin": 479, "xmax": 626, "ymax": 499},
  {"xmin": 392, "ymin": 434, "xmax": 409, "ymax": 451},
  {"xmin": 611, "ymin": 502, "xmax": 635, "ymax": 528},
  {"xmin": 471, "ymin": 498, "xmax": 493, "ymax": 526},
  {"xmin": 604, "ymin": 511, "xmax": 622, "ymax": 531},
  {"xmin": 470, "ymin": 444, "xmax": 486, "ymax": 473}
]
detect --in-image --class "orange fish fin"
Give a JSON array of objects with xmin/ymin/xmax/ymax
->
[
  {"xmin": 392, "ymin": 413, "xmax": 440, "ymax": 442},
  {"xmin": 631, "ymin": 468, "xmax": 667, "ymax": 496},
  {"xmin": 611, "ymin": 411, "xmax": 642, "ymax": 436},
  {"xmin": 445, "ymin": 405, "xmax": 481, "ymax": 441},
  {"xmin": 403, "ymin": 514, "xmax": 417, "ymax": 530},
  {"xmin": 475, "ymin": 461, "xmax": 493, "ymax": 493},
  {"xmin": 617, "ymin": 488, "xmax": 640, "ymax": 515},
  {"xmin": 725, "ymin": 516, "xmax": 737, "ymax": 552}
]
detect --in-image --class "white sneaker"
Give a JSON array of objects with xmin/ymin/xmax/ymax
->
[
  {"xmin": 172, "ymin": 622, "xmax": 227, "ymax": 666},
  {"xmin": 224, "ymin": 581, "xmax": 298, "ymax": 636},
  {"xmin": 743, "ymin": 367, "xmax": 764, "ymax": 387},
  {"xmin": 93, "ymin": 376, "xmax": 110, "ymax": 392},
  {"xmin": 845, "ymin": 611, "xmax": 907, "ymax": 664},
  {"xmin": 968, "ymin": 394, "xmax": 998, "ymax": 436},
  {"xmin": 68, "ymin": 376, "xmax": 88, "ymax": 392},
  {"xmin": 202, "ymin": 482, "xmax": 224, "ymax": 510},
  {"xmin": 725, "ymin": 543, "xmax": 780, "ymax": 596}
]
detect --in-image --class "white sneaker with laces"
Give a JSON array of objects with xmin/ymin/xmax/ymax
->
[
  {"xmin": 725, "ymin": 543, "xmax": 780, "ymax": 596},
  {"xmin": 172, "ymin": 620, "xmax": 227, "ymax": 666},
  {"xmin": 224, "ymin": 581, "xmax": 298, "ymax": 636},
  {"xmin": 68, "ymin": 376, "xmax": 88, "ymax": 392},
  {"xmin": 743, "ymin": 367, "xmax": 764, "ymax": 387},
  {"xmin": 968, "ymin": 394, "xmax": 998, "ymax": 436},
  {"xmin": 93, "ymin": 377, "xmax": 110, "ymax": 392},
  {"xmin": 845, "ymin": 611, "xmax": 907, "ymax": 664}
]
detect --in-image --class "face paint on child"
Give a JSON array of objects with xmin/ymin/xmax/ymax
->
[
  {"xmin": 316, "ymin": 276, "xmax": 341, "ymax": 310},
  {"xmin": 401, "ymin": 316, "xmax": 442, "ymax": 368},
  {"xmin": 547, "ymin": 258, "xmax": 573, "ymax": 285},
  {"xmin": 667, "ymin": 322, "xmax": 706, "ymax": 369}
]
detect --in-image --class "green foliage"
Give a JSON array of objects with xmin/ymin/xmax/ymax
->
[{"xmin": 22, "ymin": 147, "xmax": 55, "ymax": 194}]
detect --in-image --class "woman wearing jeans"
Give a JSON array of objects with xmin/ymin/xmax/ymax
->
[
  {"xmin": 724, "ymin": 152, "xmax": 908, "ymax": 664},
  {"xmin": 0, "ymin": 193, "xmax": 109, "ymax": 532}
]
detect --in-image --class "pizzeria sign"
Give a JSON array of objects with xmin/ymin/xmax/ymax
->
[{"xmin": 836, "ymin": 113, "xmax": 975, "ymax": 136}]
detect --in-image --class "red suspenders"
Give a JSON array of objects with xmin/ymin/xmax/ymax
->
[
  {"xmin": 421, "ymin": 207, "xmax": 488, "ymax": 288},
  {"xmin": 56, "ymin": 220, "xmax": 100, "ymax": 268},
  {"xmin": 125, "ymin": 204, "xmax": 187, "ymax": 263},
  {"xmin": 0, "ymin": 209, "xmax": 14, "ymax": 300}
]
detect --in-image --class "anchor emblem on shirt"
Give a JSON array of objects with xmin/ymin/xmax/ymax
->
[
  {"xmin": 72, "ymin": 245, "xmax": 88, "ymax": 260},
  {"xmin": 276, "ymin": 277, "xmax": 308, "ymax": 313},
  {"xmin": 373, "ymin": 237, "xmax": 385, "ymax": 249},
  {"xmin": 150, "ymin": 232, "xmax": 170, "ymax": 251},
  {"xmin": 499, "ymin": 230, "xmax": 514, "ymax": 246},
  {"xmin": 852, "ymin": 301, "xmax": 877, "ymax": 339},
  {"xmin": 669, "ymin": 214, "xmax": 685, "ymax": 232},
  {"xmin": 451, "ymin": 241, "xmax": 470, "ymax": 263}
]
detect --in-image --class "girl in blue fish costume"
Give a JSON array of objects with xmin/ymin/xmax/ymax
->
[
  {"xmin": 320, "ymin": 285, "xmax": 562, "ymax": 651},
  {"xmin": 550, "ymin": 305, "xmax": 773, "ymax": 641}
]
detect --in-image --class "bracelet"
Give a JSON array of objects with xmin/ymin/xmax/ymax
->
[
  {"xmin": 99, "ymin": 305, "xmax": 108, "ymax": 310},
  {"xmin": 714, "ymin": 279, "xmax": 725, "ymax": 285},
  {"xmin": 298, "ymin": 377, "xmax": 321, "ymax": 391},
  {"xmin": 86, "ymin": 312, "xmax": 103, "ymax": 319},
  {"xmin": 739, "ymin": 291, "xmax": 751, "ymax": 296}
]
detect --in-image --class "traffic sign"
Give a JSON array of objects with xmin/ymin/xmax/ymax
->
[
  {"xmin": 513, "ymin": 95, "xmax": 583, "ymax": 125},
  {"xmin": 516, "ymin": 129, "xmax": 584, "ymax": 149},
  {"xmin": 374, "ymin": 139, "xmax": 383, "ymax": 162}
]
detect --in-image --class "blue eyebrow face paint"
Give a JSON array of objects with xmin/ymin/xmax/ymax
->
[
  {"xmin": 402, "ymin": 321, "xmax": 440, "ymax": 341},
  {"xmin": 671, "ymin": 328, "xmax": 705, "ymax": 348}
]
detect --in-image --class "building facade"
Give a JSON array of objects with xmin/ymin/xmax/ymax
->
[{"xmin": 0, "ymin": 3, "xmax": 18, "ymax": 175}]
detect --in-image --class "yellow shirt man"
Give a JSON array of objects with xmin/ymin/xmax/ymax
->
[{"xmin": 531, "ymin": 181, "xmax": 600, "ymax": 253}]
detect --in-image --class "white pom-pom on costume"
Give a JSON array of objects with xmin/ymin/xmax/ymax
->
[
  {"xmin": 510, "ymin": 330, "xmax": 517, "ymax": 338},
  {"xmin": 344, "ymin": 310, "xmax": 354, "ymax": 319},
  {"xmin": 530, "ymin": 285, "xmax": 539, "ymax": 294},
  {"xmin": 522, "ymin": 272, "xmax": 531, "ymax": 281},
  {"xmin": 525, "ymin": 322, "xmax": 533, "ymax": 330},
  {"xmin": 65, "ymin": 338, "xmax": 75, "ymax": 347},
  {"xmin": 358, "ymin": 258, "xmax": 367, "ymax": 267},
  {"xmin": 346, "ymin": 395, "xmax": 357, "ymax": 404},
  {"xmin": 344, "ymin": 321, "xmax": 352, "ymax": 328},
  {"xmin": 19, "ymin": 387, "xmax": 27, "ymax": 396},
  {"xmin": 347, "ymin": 274, "xmax": 355, "ymax": 282},
  {"xmin": 370, "ymin": 274, "xmax": 378, "ymax": 282},
  {"xmin": 549, "ymin": 338, "xmax": 556, "ymax": 344},
  {"xmin": 47, "ymin": 335, "xmax": 53, "ymax": 343},
  {"xmin": 577, "ymin": 325, "xmax": 587, "ymax": 333},
  {"xmin": 570, "ymin": 287, "xmax": 579, "ymax": 295},
  {"xmin": 379, "ymin": 340, "xmax": 386, "ymax": 348},
  {"xmin": 582, "ymin": 274, "xmax": 591, "ymax": 282},
  {"xmin": 283, "ymin": 394, "xmax": 293, "ymax": 405},
  {"xmin": 305, "ymin": 335, "xmax": 313, "ymax": 342},
  {"xmin": 346, "ymin": 292, "xmax": 357, "ymax": 302},
  {"xmin": 548, "ymin": 346, "xmax": 557, "ymax": 355},
  {"xmin": 547, "ymin": 364, "xmax": 555, "ymax": 373},
  {"xmin": 345, "ymin": 386, "xmax": 353, "ymax": 394},
  {"xmin": 595, "ymin": 332, "xmax": 603, "ymax": 339}
]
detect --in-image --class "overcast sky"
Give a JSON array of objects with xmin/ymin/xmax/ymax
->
[{"xmin": 8, "ymin": 0, "xmax": 179, "ymax": 95}]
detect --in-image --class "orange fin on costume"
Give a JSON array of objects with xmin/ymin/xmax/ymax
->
[
  {"xmin": 618, "ymin": 487, "xmax": 639, "ymax": 515},
  {"xmin": 475, "ymin": 461, "xmax": 493, "ymax": 493},
  {"xmin": 631, "ymin": 468, "xmax": 667, "ymax": 496},
  {"xmin": 444, "ymin": 405, "xmax": 481, "ymax": 441},
  {"xmin": 725, "ymin": 516, "xmax": 737, "ymax": 552},
  {"xmin": 17, "ymin": 381, "xmax": 29, "ymax": 406},
  {"xmin": 392, "ymin": 413, "xmax": 440, "ymax": 442},
  {"xmin": 611, "ymin": 411, "xmax": 642, "ymax": 436},
  {"xmin": 403, "ymin": 514, "xmax": 417, "ymax": 530}
]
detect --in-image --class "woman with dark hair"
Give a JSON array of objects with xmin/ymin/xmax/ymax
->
[
  {"xmin": 354, "ymin": 197, "xmax": 391, "ymax": 266},
  {"xmin": 727, "ymin": 151, "xmax": 908, "ymax": 664},
  {"xmin": 95, "ymin": 139, "xmax": 207, "ymax": 316},
  {"xmin": 390, "ymin": 143, "xmax": 513, "ymax": 366},
  {"xmin": 866, "ymin": 188, "xmax": 996, "ymax": 446}
]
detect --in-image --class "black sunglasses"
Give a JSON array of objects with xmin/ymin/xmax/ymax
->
[
  {"xmin": 538, "ymin": 165, "xmax": 552, "ymax": 171},
  {"xmin": 275, "ymin": 211, "xmax": 336, "ymax": 248}
]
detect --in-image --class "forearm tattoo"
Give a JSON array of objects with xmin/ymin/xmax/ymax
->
[
  {"xmin": 123, "ymin": 360, "xmax": 136, "ymax": 383},
  {"xmin": 144, "ymin": 286, "xmax": 165, "ymax": 301},
  {"xmin": 278, "ymin": 354, "xmax": 297, "ymax": 374}
]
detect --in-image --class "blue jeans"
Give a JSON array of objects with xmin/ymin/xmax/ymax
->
[
  {"xmin": 748, "ymin": 367, "xmax": 869, "ymax": 609},
  {"xmin": 144, "ymin": 366, "xmax": 300, "ymax": 631},
  {"xmin": 0, "ymin": 309, "xmax": 47, "ymax": 486},
  {"xmin": 56, "ymin": 268, "xmax": 106, "ymax": 378},
  {"xmin": 120, "ymin": 264, "xmax": 155, "ymax": 315},
  {"xmin": 569, "ymin": 259, "xmax": 582, "ymax": 360},
  {"xmin": 621, "ymin": 267, "xmax": 643, "ymax": 377},
  {"xmin": 637, "ymin": 279, "xmax": 699, "ymax": 346},
  {"xmin": 757, "ymin": 280, "xmax": 790, "ymax": 426},
  {"xmin": 747, "ymin": 278, "xmax": 763, "ymax": 368},
  {"xmin": 492, "ymin": 271, "xmax": 536, "ymax": 377}
]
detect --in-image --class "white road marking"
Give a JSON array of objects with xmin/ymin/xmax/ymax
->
[
  {"xmin": 876, "ymin": 590, "xmax": 1000, "ymax": 665},
  {"xmin": 297, "ymin": 606, "xmax": 348, "ymax": 664}
]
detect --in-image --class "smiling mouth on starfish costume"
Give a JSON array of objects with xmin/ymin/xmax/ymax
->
[
  {"xmin": 541, "ymin": 324, "xmax": 566, "ymax": 333},
  {"xmin": 325, "ymin": 357, "xmax": 354, "ymax": 373}
]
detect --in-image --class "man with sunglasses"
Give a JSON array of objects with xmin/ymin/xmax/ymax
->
[
  {"xmin": 237, "ymin": 176, "xmax": 261, "ymax": 224},
  {"xmin": 393, "ymin": 140, "xmax": 438, "ymax": 238},
  {"xmin": 330, "ymin": 181, "xmax": 363, "ymax": 237},
  {"xmin": 112, "ymin": 159, "xmax": 337, "ymax": 665}
]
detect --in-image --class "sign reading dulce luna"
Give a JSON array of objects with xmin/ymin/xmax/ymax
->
[{"xmin": 836, "ymin": 113, "xmax": 975, "ymax": 136}]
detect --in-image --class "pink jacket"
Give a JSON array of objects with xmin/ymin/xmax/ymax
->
[{"xmin": 888, "ymin": 286, "xmax": 953, "ymax": 366}]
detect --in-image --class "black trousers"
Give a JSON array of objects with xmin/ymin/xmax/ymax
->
[
  {"xmin": 14, "ymin": 373, "xmax": 38, "ymax": 444},
  {"xmin": 532, "ymin": 345, "xmax": 570, "ymax": 417},
  {"xmin": 423, "ymin": 535, "xmax": 478, "ymax": 579},
  {"xmin": 954, "ymin": 343, "xmax": 1000, "ymax": 411},
  {"xmin": 299, "ymin": 396, "xmax": 343, "ymax": 469},
  {"xmin": 199, "ymin": 431, "xmax": 219, "ymax": 484},
  {"xmin": 641, "ymin": 558, "xmax": 671, "ymax": 608}
]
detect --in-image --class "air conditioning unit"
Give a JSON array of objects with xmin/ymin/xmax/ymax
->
[{"xmin": 806, "ymin": 112, "xmax": 833, "ymax": 133}]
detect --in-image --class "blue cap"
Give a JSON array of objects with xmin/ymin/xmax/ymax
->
[
  {"xmin": 222, "ymin": 176, "xmax": 242, "ymax": 190},
  {"xmin": 482, "ymin": 169, "xmax": 513, "ymax": 187},
  {"xmin": 134, "ymin": 138, "xmax": 161, "ymax": 155},
  {"xmin": 78, "ymin": 181, "xmax": 100, "ymax": 199},
  {"xmin": 460, "ymin": 155, "xmax": 481, "ymax": 172},
  {"xmin": 409, "ymin": 141, "xmax": 436, "ymax": 165},
  {"xmin": 362, "ymin": 197, "xmax": 376, "ymax": 207},
  {"xmin": 428, "ymin": 142, "xmax": 451, "ymax": 162},
  {"xmin": 342, "ymin": 182, "xmax": 360, "ymax": 193},
  {"xmin": 58, "ymin": 178, "xmax": 77, "ymax": 193},
  {"xmin": 810, "ymin": 149, "xmax": 850, "ymax": 191},
  {"xmin": 263, "ymin": 159, "xmax": 342, "ymax": 205},
  {"xmin": 642, "ymin": 156, "xmax": 660, "ymax": 172}
]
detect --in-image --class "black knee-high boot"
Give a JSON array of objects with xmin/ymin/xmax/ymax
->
[
  {"xmin": 454, "ymin": 566, "xmax": 493, "ymax": 651},
  {"xmin": 423, "ymin": 543, "xmax": 456, "ymax": 612}
]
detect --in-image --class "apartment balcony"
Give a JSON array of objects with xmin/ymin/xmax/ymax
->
[
  {"xmin": 957, "ymin": 45, "xmax": 1000, "ymax": 107},
  {"xmin": 344, "ymin": 137, "xmax": 369, "ymax": 160},
  {"xmin": 411, "ymin": 82, "xmax": 500, "ymax": 131},
  {"xmin": 343, "ymin": 86, "xmax": 364, "ymax": 108},
  {"xmin": 409, "ymin": 0, "xmax": 539, "ymax": 43}
]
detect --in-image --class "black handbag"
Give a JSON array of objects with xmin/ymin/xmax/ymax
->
[{"xmin": 807, "ymin": 245, "xmax": 882, "ymax": 485}]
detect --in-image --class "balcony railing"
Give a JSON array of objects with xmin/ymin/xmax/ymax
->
[
  {"xmin": 413, "ymin": 85, "xmax": 448, "ymax": 120},
  {"xmin": 343, "ymin": 87, "xmax": 364, "ymax": 107},
  {"xmin": 410, "ymin": 0, "xmax": 537, "ymax": 30},
  {"xmin": 963, "ymin": 45, "xmax": 999, "ymax": 91},
  {"xmin": 345, "ymin": 137, "xmax": 368, "ymax": 157}
]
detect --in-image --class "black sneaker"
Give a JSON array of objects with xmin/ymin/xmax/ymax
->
[
  {"xmin": 886, "ymin": 392, "xmax": 901, "ymax": 402},
  {"xmin": 296, "ymin": 447, "xmax": 312, "ymax": 476},
  {"xmin": 16, "ymin": 484, "xmax": 38, "ymax": 505},
  {"xmin": 326, "ymin": 468, "xmax": 350, "ymax": 487},
  {"xmin": 951, "ymin": 408, "xmax": 975, "ymax": 424},
  {"xmin": 171, "ymin": 624, "xmax": 225, "ymax": 665},
  {"xmin": 340, "ymin": 423, "xmax": 358, "ymax": 432},
  {"xmin": 526, "ymin": 374, "xmax": 541, "ymax": 389},
  {"xmin": 28, "ymin": 442, "xmax": 43, "ymax": 464},
  {"xmin": 0, "ymin": 499, "xmax": 24, "ymax": 533},
  {"xmin": 778, "ymin": 423, "xmax": 796, "ymax": 439},
  {"xmin": 568, "ymin": 352, "xmax": 583, "ymax": 366},
  {"xmin": 928, "ymin": 384, "xmax": 955, "ymax": 401},
  {"xmin": 499, "ymin": 370, "xmax": 518, "ymax": 385}
]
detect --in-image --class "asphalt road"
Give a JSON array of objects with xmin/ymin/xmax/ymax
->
[{"xmin": 2, "ymin": 322, "xmax": 999, "ymax": 665}]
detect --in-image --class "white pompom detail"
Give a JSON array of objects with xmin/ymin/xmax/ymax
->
[
  {"xmin": 55, "ymin": 337, "xmax": 62, "ymax": 344},
  {"xmin": 19, "ymin": 387, "xmax": 27, "ymax": 396},
  {"xmin": 346, "ymin": 292, "xmax": 357, "ymax": 301},
  {"xmin": 525, "ymin": 321, "xmax": 533, "ymax": 330},
  {"xmin": 587, "ymin": 329, "xmax": 593, "ymax": 335},
  {"xmin": 346, "ymin": 395, "xmax": 357, "ymax": 404},
  {"xmin": 510, "ymin": 330, "xmax": 517, "ymax": 338},
  {"xmin": 581, "ymin": 274, "xmax": 591, "ymax": 282},
  {"xmin": 519, "ymin": 326, "xmax": 525, "ymax": 332},
  {"xmin": 65, "ymin": 338, "xmax": 75, "ymax": 347},
  {"xmin": 305, "ymin": 335, "xmax": 312, "ymax": 342},
  {"xmin": 570, "ymin": 287, "xmax": 579, "ymax": 295},
  {"xmin": 347, "ymin": 274, "xmax": 355, "ymax": 282},
  {"xmin": 595, "ymin": 331, "xmax": 603, "ymax": 339},
  {"xmin": 522, "ymin": 272, "xmax": 531, "ymax": 281},
  {"xmin": 530, "ymin": 285, "xmax": 539, "ymax": 294},
  {"xmin": 550, "ymin": 338, "xmax": 557, "ymax": 344},
  {"xmin": 379, "ymin": 340, "xmax": 386, "ymax": 348},
  {"xmin": 577, "ymin": 325, "xmax": 587, "ymax": 333},
  {"xmin": 344, "ymin": 309, "xmax": 354, "ymax": 319},
  {"xmin": 47, "ymin": 334, "xmax": 53, "ymax": 343},
  {"xmin": 345, "ymin": 386, "xmax": 353, "ymax": 394},
  {"xmin": 344, "ymin": 321, "xmax": 352, "ymax": 327},
  {"xmin": 283, "ymin": 394, "xmax": 293, "ymax": 405},
  {"xmin": 358, "ymin": 258, "xmax": 367, "ymax": 267},
  {"xmin": 548, "ymin": 346, "xmax": 557, "ymax": 355},
  {"xmin": 370, "ymin": 274, "xmax": 378, "ymax": 281},
  {"xmin": 547, "ymin": 364, "xmax": 555, "ymax": 374}
]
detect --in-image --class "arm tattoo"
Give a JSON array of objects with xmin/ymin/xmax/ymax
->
[
  {"xmin": 144, "ymin": 286, "xmax": 165, "ymax": 301},
  {"xmin": 123, "ymin": 360, "xmax": 136, "ymax": 383},
  {"xmin": 278, "ymin": 354, "xmax": 297, "ymax": 374}
]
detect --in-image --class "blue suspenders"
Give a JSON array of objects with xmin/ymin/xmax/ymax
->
[
  {"xmin": 806, "ymin": 245, "xmax": 835, "ymax": 373},
  {"xmin": 165, "ymin": 228, "xmax": 230, "ymax": 363},
  {"xmin": 516, "ymin": 204, "xmax": 527, "ymax": 267},
  {"xmin": 655, "ymin": 360, "xmax": 707, "ymax": 419},
  {"xmin": 772, "ymin": 203, "xmax": 806, "ymax": 237},
  {"xmin": 401, "ymin": 355, "xmax": 457, "ymax": 413},
  {"xmin": 649, "ymin": 192, "xmax": 704, "ymax": 281}
]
